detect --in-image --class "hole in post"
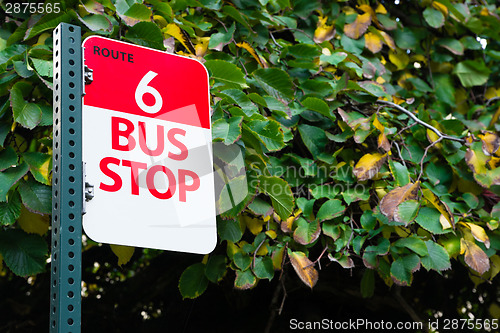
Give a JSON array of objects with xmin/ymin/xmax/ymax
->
[
  {"xmin": 68, "ymin": 318, "xmax": 74, "ymax": 325},
  {"xmin": 69, "ymin": 49, "xmax": 74, "ymax": 54},
  {"xmin": 69, "ymin": 59, "xmax": 74, "ymax": 65},
  {"xmin": 70, "ymin": 37, "xmax": 74, "ymax": 43},
  {"xmin": 69, "ymin": 117, "xmax": 75, "ymax": 123},
  {"xmin": 69, "ymin": 201, "xmax": 74, "ymax": 207},
  {"xmin": 68, "ymin": 305, "xmax": 74, "ymax": 311},
  {"xmin": 69, "ymin": 189, "xmax": 74, "ymax": 194},
  {"xmin": 69, "ymin": 252, "xmax": 74, "ymax": 258},
  {"xmin": 69, "ymin": 226, "xmax": 74, "ymax": 232},
  {"xmin": 69, "ymin": 152, "xmax": 75, "ymax": 158},
  {"xmin": 69, "ymin": 239, "xmax": 74, "ymax": 245},
  {"xmin": 69, "ymin": 140, "xmax": 75, "ymax": 146},
  {"xmin": 69, "ymin": 213, "xmax": 75, "ymax": 219},
  {"xmin": 68, "ymin": 291, "xmax": 74, "ymax": 298},
  {"xmin": 69, "ymin": 176, "xmax": 75, "ymax": 182},
  {"xmin": 69, "ymin": 265, "xmax": 74, "ymax": 271},
  {"xmin": 69, "ymin": 82, "xmax": 75, "ymax": 88},
  {"xmin": 69, "ymin": 164, "xmax": 75, "ymax": 170},
  {"xmin": 69, "ymin": 27, "xmax": 74, "ymax": 32},
  {"xmin": 69, "ymin": 105, "xmax": 75, "ymax": 111},
  {"xmin": 69, "ymin": 128, "xmax": 75, "ymax": 134},
  {"xmin": 69, "ymin": 71, "xmax": 74, "ymax": 76},
  {"xmin": 69, "ymin": 94, "xmax": 75, "ymax": 99}
]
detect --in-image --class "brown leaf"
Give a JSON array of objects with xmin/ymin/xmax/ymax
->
[
  {"xmin": 344, "ymin": 13, "xmax": 372, "ymax": 40},
  {"xmin": 380, "ymin": 182, "xmax": 420, "ymax": 221},
  {"xmin": 288, "ymin": 250, "xmax": 318, "ymax": 288},
  {"xmin": 461, "ymin": 239, "xmax": 490, "ymax": 275},
  {"xmin": 353, "ymin": 153, "xmax": 387, "ymax": 181}
]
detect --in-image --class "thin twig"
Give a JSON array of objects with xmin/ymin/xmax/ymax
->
[
  {"xmin": 377, "ymin": 100, "xmax": 465, "ymax": 143},
  {"xmin": 417, "ymin": 137, "xmax": 443, "ymax": 182},
  {"xmin": 487, "ymin": 96, "xmax": 500, "ymax": 106},
  {"xmin": 305, "ymin": 246, "xmax": 328, "ymax": 270},
  {"xmin": 393, "ymin": 142, "xmax": 406, "ymax": 167},
  {"xmin": 252, "ymin": 238, "xmax": 267, "ymax": 269}
]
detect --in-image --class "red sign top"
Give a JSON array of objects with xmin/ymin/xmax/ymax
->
[{"xmin": 82, "ymin": 36, "xmax": 210, "ymax": 129}]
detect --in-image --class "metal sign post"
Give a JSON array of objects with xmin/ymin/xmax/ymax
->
[{"xmin": 50, "ymin": 23, "xmax": 83, "ymax": 332}]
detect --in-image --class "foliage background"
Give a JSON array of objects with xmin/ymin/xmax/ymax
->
[{"xmin": 1, "ymin": 0, "xmax": 500, "ymax": 331}]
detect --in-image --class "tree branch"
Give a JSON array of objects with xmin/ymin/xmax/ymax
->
[{"xmin": 377, "ymin": 100, "xmax": 465, "ymax": 143}]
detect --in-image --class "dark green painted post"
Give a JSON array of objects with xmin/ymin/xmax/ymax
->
[{"xmin": 50, "ymin": 23, "xmax": 83, "ymax": 333}]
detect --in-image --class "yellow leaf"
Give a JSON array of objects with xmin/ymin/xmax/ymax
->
[
  {"xmin": 480, "ymin": 7, "xmax": 490, "ymax": 16},
  {"xmin": 110, "ymin": 244, "xmax": 135, "ymax": 266},
  {"xmin": 165, "ymin": 23, "xmax": 195, "ymax": 54},
  {"xmin": 227, "ymin": 241, "xmax": 240, "ymax": 258},
  {"xmin": 439, "ymin": 214, "xmax": 452, "ymax": 229},
  {"xmin": 432, "ymin": 1, "xmax": 448, "ymax": 16},
  {"xmin": 195, "ymin": 37, "xmax": 210, "ymax": 57},
  {"xmin": 256, "ymin": 244, "xmax": 268, "ymax": 256},
  {"xmin": 288, "ymin": 250, "xmax": 318, "ymax": 288},
  {"xmin": 240, "ymin": 215, "xmax": 264, "ymax": 235},
  {"xmin": 490, "ymin": 107, "xmax": 500, "ymax": 130},
  {"xmin": 18, "ymin": 205, "xmax": 49, "ymax": 235},
  {"xmin": 389, "ymin": 49, "xmax": 409, "ymax": 70},
  {"xmin": 466, "ymin": 223, "xmax": 490, "ymax": 248},
  {"xmin": 353, "ymin": 153, "xmax": 387, "ymax": 181},
  {"xmin": 478, "ymin": 131, "xmax": 500, "ymax": 156},
  {"xmin": 426, "ymin": 129, "xmax": 441, "ymax": 146},
  {"xmin": 380, "ymin": 182, "xmax": 420, "ymax": 221},
  {"xmin": 236, "ymin": 41, "xmax": 266, "ymax": 68},
  {"xmin": 265, "ymin": 230, "xmax": 277, "ymax": 239},
  {"xmin": 314, "ymin": 22, "xmax": 335, "ymax": 43},
  {"xmin": 344, "ymin": 13, "xmax": 372, "ymax": 40},
  {"xmin": 485, "ymin": 87, "xmax": 499, "ymax": 100},
  {"xmin": 380, "ymin": 31, "xmax": 396, "ymax": 50},
  {"xmin": 460, "ymin": 239, "xmax": 490, "ymax": 275},
  {"xmin": 465, "ymin": 147, "xmax": 489, "ymax": 175},
  {"xmin": 153, "ymin": 15, "xmax": 168, "ymax": 28},
  {"xmin": 375, "ymin": 3, "xmax": 387, "ymax": 14},
  {"xmin": 422, "ymin": 189, "xmax": 455, "ymax": 228},
  {"xmin": 378, "ymin": 133, "xmax": 391, "ymax": 152},
  {"xmin": 365, "ymin": 32, "xmax": 383, "ymax": 53},
  {"xmin": 281, "ymin": 215, "xmax": 295, "ymax": 233}
]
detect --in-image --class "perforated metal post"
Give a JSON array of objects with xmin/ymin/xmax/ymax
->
[{"xmin": 51, "ymin": 23, "xmax": 83, "ymax": 333}]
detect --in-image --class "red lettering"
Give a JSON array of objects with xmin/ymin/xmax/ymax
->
[
  {"xmin": 178, "ymin": 169, "xmax": 200, "ymax": 202},
  {"xmin": 146, "ymin": 165, "xmax": 176, "ymax": 199},
  {"xmin": 99, "ymin": 157, "xmax": 122, "ymax": 192},
  {"xmin": 138, "ymin": 121, "xmax": 165, "ymax": 156},
  {"xmin": 111, "ymin": 117, "xmax": 136, "ymax": 151},
  {"xmin": 122, "ymin": 159, "xmax": 147, "ymax": 195},
  {"xmin": 168, "ymin": 128, "xmax": 188, "ymax": 161}
]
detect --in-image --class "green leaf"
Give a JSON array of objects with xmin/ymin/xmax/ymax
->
[
  {"xmin": 10, "ymin": 84, "xmax": 42, "ymax": 130},
  {"xmin": 0, "ymin": 229, "xmax": 47, "ymax": 276},
  {"xmin": 0, "ymin": 44, "xmax": 26, "ymax": 65},
  {"xmin": 252, "ymin": 256, "xmax": 274, "ymax": 280},
  {"xmin": 316, "ymin": 199, "xmax": 346, "ymax": 221},
  {"xmin": 342, "ymin": 187, "xmax": 370, "ymax": 205},
  {"xmin": 205, "ymin": 255, "xmax": 226, "ymax": 283},
  {"xmin": 253, "ymin": 68, "xmax": 294, "ymax": 102},
  {"xmin": 434, "ymin": 74, "xmax": 455, "ymax": 106},
  {"xmin": 110, "ymin": 244, "xmax": 135, "ymax": 266},
  {"xmin": 219, "ymin": 89, "xmax": 258, "ymax": 116},
  {"xmin": 18, "ymin": 178, "xmax": 51, "ymax": 215},
  {"xmin": 0, "ymin": 191, "xmax": 21, "ymax": 226},
  {"xmin": 302, "ymin": 97, "xmax": 334, "ymax": 120},
  {"xmin": 296, "ymin": 198, "xmax": 315, "ymax": 218},
  {"xmin": 393, "ymin": 236, "xmax": 428, "ymax": 256},
  {"xmin": 436, "ymin": 38, "xmax": 464, "ymax": 55},
  {"xmin": 360, "ymin": 269, "xmax": 375, "ymax": 298},
  {"xmin": 0, "ymin": 147, "xmax": 18, "ymax": 171},
  {"xmin": 234, "ymin": 269, "xmax": 257, "ymax": 290},
  {"xmin": 178, "ymin": 263, "xmax": 209, "ymax": 299},
  {"xmin": 360, "ymin": 210, "xmax": 377, "ymax": 230},
  {"xmin": 319, "ymin": 51, "xmax": 348, "ymax": 66},
  {"xmin": 453, "ymin": 60, "xmax": 491, "ymax": 87},
  {"xmin": 298, "ymin": 124, "xmax": 327, "ymax": 159},
  {"xmin": 423, "ymin": 7, "xmax": 445, "ymax": 28},
  {"xmin": 13, "ymin": 61, "xmax": 34, "ymax": 78},
  {"xmin": 25, "ymin": 12, "xmax": 72, "ymax": 40},
  {"xmin": 205, "ymin": 60, "xmax": 247, "ymax": 88},
  {"xmin": 390, "ymin": 254, "xmax": 420, "ymax": 286},
  {"xmin": 212, "ymin": 116, "xmax": 243, "ymax": 144},
  {"xmin": 420, "ymin": 240, "xmax": 451, "ymax": 272},
  {"xmin": 293, "ymin": 218, "xmax": 320, "ymax": 245},
  {"xmin": 245, "ymin": 119, "xmax": 285, "ymax": 151},
  {"xmin": 123, "ymin": 3, "xmax": 152, "ymax": 20},
  {"xmin": 415, "ymin": 207, "xmax": 450, "ymax": 235},
  {"xmin": 388, "ymin": 160, "xmax": 410, "ymax": 186},
  {"xmin": 208, "ymin": 23, "xmax": 235, "ymax": 49},
  {"xmin": 124, "ymin": 22, "xmax": 164, "ymax": 50},
  {"xmin": 248, "ymin": 197, "xmax": 273, "ymax": 217},
  {"xmin": 233, "ymin": 252, "xmax": 252, "ymax": 271},
  {"xmin": 22, "ymin": 152, "xmax": 51, "ymax": 185},
  {"xmin": 394, "ymin": 27, "xmax": 418, "ymax": 50},
  {"xmin": 217, "ymin": 218, "xmax": 243, "ymax": 243},
  {"xmin": 395, "ymin": 200, "xmax": 420, "ymax": 226},
  {"xmin": 80, "ymin": 14, "xmax": 113, "ymax": 32},
  {"xmin": 322, "ymin": 221, "xmax": 342, "ymax": 240},
  {"xmin": 0, "ymin": 162, "xmax": 29, "ymax": 202},
  {"xmin": 311, "ymin": 185, "xmax": 340, "ymax": 200},
  {"xmin": 258, "ymin": 176, "xmax": 294, "ymax": 221},
  {"xmin": 30, "ymin": 58, "xmax": 52, "ymax": 77}
]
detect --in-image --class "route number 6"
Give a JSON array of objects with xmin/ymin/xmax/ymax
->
[{"xmin": 135, "ymin": 71, "xmax": 163, "ymax": 114}]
